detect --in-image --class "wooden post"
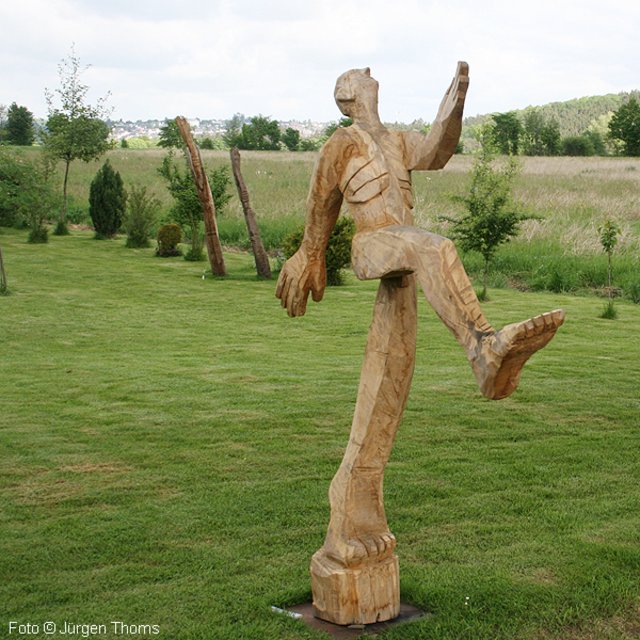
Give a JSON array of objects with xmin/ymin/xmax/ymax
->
[
  {"xmin": 0, "ymin": 243, "xmax": 7, "ymax": 293},
  {"xmin": 175, "ymin": 116, "xmax": 226, "ymax": 277},
  {"xmin": 230, "ymin": 148, "xmax": 272, "ymax": 279}
]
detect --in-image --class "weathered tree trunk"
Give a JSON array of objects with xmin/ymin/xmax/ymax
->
[
  {"xmin": 175, "ymin": 116, "xmax": 226, "ymax": 277},
  {"xmin": 0, "ymin": 243, "xmax": 7, "ymax": 293},
  {"xmin": 230, "ymin": 147, "xmax": 272, "ymax": 279}
]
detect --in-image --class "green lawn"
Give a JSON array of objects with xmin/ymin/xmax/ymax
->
[{"xmin": 1, "ymin": 228, "xmax": 639, "ymax": 639}]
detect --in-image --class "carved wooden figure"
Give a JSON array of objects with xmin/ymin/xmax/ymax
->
[{"xmin": 276, "ymin": 63, "xmax": 565, "ymax": 626}]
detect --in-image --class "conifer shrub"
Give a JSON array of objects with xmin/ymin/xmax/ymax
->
[
  {"xmin": 156, "ymin": 223, "xmax": 182, "ymax": 257},
  {"xmin": 89, "ymin": 160, "xmax": 127, "ymax": 239},
  {"xmin": 282, "ymin": 216, "xmax": 355, "ymax": 286}
]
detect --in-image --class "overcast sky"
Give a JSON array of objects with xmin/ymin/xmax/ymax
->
[{"xmin": 1, "ymin": 0, "xmax": 638, "ymax": 124}]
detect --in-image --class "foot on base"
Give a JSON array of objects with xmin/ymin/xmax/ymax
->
[
  {"xmin": 324, "ymin": 531, "xmax": 397, "ymax": 567},
  {"xmin": 472, "ymin": 309, "xmax": 565, "ymax": 400}
]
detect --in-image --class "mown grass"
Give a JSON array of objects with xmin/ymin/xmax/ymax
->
[{"xmin": 1, "ymin": 227, "xmax": 639, "ymax": 639}]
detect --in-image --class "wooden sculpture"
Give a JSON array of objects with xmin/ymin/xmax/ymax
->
[{"xmin": 276, "ymin": 63, "xmax": 565, "ymax": 626}]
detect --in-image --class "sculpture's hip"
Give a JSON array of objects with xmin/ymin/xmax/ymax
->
[{"xmin": 351, "ymin": 224, "xmax": 441, "ymax": 281}]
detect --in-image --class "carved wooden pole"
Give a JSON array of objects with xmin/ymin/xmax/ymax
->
[
  {"xmin": 230, "ymin": 148, "xmax": 272, "ymax": 279},
  {"xmin": 175, "ymin": 116, "xmax": 226, "ymax": 277}
]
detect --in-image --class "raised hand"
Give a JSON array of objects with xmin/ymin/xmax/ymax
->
[{"xmin": 435, "ymin": 61, "xmax": 469, "ymax": 123}]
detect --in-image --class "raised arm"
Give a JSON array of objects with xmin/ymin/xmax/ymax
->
[
  {"xmin": 403, "ymin": 61, "xmax": 469, "ymax": 171},
  {"xmin": 276, "ymin": 132, "xmax": 348, "ymax": 317}
]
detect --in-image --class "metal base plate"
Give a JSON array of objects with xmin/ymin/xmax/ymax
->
[{"xmin": 285, "ymin": 602, "xmax": 426, "ymax": 638}]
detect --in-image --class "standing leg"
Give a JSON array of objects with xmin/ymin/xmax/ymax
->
[{"xmin": 311, "ymin": 275, "xmax": 417, "ymax": 625}]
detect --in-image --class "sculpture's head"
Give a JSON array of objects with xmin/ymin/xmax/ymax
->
[{"xmin": 334, "ymin": 67, "xmax": 379, "ymax": 117}]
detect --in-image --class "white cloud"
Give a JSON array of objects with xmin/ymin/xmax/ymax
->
[{"xmin": 1, "ymin": 0, "xmax": 639, "ymax": 122}]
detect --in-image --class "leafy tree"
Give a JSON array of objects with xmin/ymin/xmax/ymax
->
[
  {"xmin": 522, "ymin": 108, "xmax": 560, "ymax": 156},
  {"xmin": 208, "ymin": 165, "xmax": 232, "ymax": 215},
  {"xmin": 598, "ymin": 218, "xmax": 620, "ymax": 318},
  {"xmin": 0, "ymin": 105, "xmax": 7, "ymax": 143},
  {"xmin": 238, "ymin": 115, "xmax": 281, "ymax": 150},
  {"xmin": 89, "ymin": 160, "xmax": 127, "ymax": 239},
  {"xmin": 323, "ymin": 117, "xmax": 353, "ymax": 139},
  {"xmin": 491, "ymin": 111, "xmax": 522, "ymax": 155},
  {"xmin": 223, "ymin": 113, "xmax": 245, "ymax": 149},
  {"xmin": 282, "ymin": 127, "xmax": 301, "ymax": 151},
  {"xmin": 6, "ymin": 103, "xmax": 35, "ymax": 146},
  {"xmin": 158, "ymin": 153, "xmax": 231, "ymax": 260},
  {"xmin": 42, "ymin": 46, "xmax": 112, "ymax": 235},
  {"xmin": 561, "ymin": 135, "xmax": 595, "ymax": 156},
  {"xmin": 444, "ymin": 146, "xmax": 530, "ymax": 299},
  {"xmin": 599, "ymin": 219, "xmax": 620, "ymax": 295},
  {"xmin": 200, "ymin": 136, "xmax": 226, "ymax": 150},
  {"xmin": 608, "ymin": 96, "xmax": 640, "ymax": 156},
  {"xmin": 584, "ymin": 129, "xmax": 607, "ymax": 155},
  {"xmin": 159, "ymin": 154, "xmax": 203, "ymax": 260},
  {"xmin": 158, "ymin": 119, "xmax": 183, "ymax": 149},
  {"xmin": 0, "ymin": 149, "xmax": 59, "ymax": 241},
  {"xmin": 124, "ymin": 184, "xmax": 160, "ymax": 248},
  {"xmin": 299, "ymin": 137, "xmax": 323, "ymax": 151},
  {"xmin": 541, "ymin": 118, "xmax": 561, "ymax": 156}
]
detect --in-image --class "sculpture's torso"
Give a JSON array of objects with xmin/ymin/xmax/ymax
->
[{"xmin": 333, "ymin": 125, "xmax": 415, "ymax": 231}]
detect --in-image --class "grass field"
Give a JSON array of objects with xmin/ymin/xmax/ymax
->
[
  {"xmin": 11, "ymin": 146, "xmax": 640, "ymax": 299},
  {"xmin": 1, "ymin": 227, "xmax": 639, "ymax": 639}
]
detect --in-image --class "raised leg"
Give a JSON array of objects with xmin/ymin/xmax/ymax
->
[
  {"xmin": 351, "ymin": 226, "xmax": 565, "ymax": 400},
  {"xmin": 311, "ymin": 275, "xmax": 417, "ymax": 625},
  {"xmin": 407, "ymin": 232, "xmax": 565, "ymax": 399}
]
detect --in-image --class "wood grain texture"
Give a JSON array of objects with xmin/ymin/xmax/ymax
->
[{"xmin": 276, "ymin": 63, "xmax": 565, "ymax": 625}]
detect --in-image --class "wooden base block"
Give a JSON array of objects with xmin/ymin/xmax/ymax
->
[{"xmin": 310, "ymin": 552, "xmax": 400, "ymax": 626}]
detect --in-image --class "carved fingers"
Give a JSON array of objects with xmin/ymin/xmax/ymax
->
[
  {"xmin": 276, "ymin": 261, "xmax": 309, "ymax": 317},
  {"xmin": 437, "ymin": 60, "xmax": 469, "ymax": 121},
  {"xmin": 275, "ymin": 252, "xmax": 326, "ymax": 317}
]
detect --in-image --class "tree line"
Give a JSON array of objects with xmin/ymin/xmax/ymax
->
[
  {"xmin": 465, "ymin": 92, "xmax": 640, "ymax": 157},
  {"xmin": 154, "ymin": 114, "xmax": 350, "ymax": 152}
]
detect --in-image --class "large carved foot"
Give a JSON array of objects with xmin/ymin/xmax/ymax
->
[
  {"xmin": 472, "ymin": 309, "xmax": 565, "ymax": 400},
  {"xmin": 323, "ymin": 528, "xmax": 397, "ymax": 567}
]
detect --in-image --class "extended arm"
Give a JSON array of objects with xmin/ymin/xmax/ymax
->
[
  {"xmin": 404, "ymin": 61, "xmax": 469, "ymax": 171},
  {"xmin": 276, "ymin": 133, "xmax": 347, "ymax": 317}
]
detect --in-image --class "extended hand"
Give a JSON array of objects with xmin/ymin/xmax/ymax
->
[
  {"xmin": 436, "ymin": 61, "xmax": 469, "ymax": 122},
  {"xmin": 275, "ymin": 249, "xmax": 326, "ymax": 317}
]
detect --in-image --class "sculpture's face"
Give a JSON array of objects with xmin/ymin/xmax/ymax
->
[{"xmin": 334, "ymin": 67, "xmax": 379, "ymax": 116}]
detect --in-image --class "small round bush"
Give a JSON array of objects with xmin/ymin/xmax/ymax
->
[
  {"xmin": 28, "ymin": 226, "xmax": 49, "ymax": 244},
  {"xmin": 156, "ymin": 223, "xmax": 182, "ymax": 257}
]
